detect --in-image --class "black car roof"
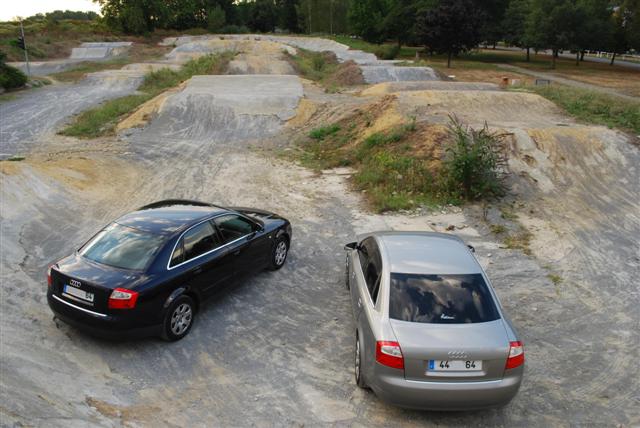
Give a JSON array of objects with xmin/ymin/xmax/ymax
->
[{"xmin": 115, "ymin": 200, "xmax": 229, "ymax": 235}]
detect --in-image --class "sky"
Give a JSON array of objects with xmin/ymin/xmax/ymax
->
[{"xmin": 1, "ymin": 0, "xmax": 101, "ymax": 21}]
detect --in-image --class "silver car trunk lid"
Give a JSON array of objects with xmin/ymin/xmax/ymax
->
[{"xmin": 390, "ymin": 319, "xmax": 510, "ymax": 382}]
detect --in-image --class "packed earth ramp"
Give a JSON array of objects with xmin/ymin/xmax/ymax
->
[
  {"xmin": 9, "ymin": 42, "xmax": 134, "ymax": 76},
  {"xmin": 0, "ymin": 36, "xmax": 639, "ymax": 426},
  {"xmin": 163, "ymin": 35, "xmax": 440, "ymax": 84}
]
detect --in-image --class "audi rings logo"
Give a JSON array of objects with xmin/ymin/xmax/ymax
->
[
  {"xmin": 70, "ymin": 279, "xmax": 81, "ymax": 288},
  {"xmin": 448, "ymin": 350, "xmax": 469, "ymax": 359}
]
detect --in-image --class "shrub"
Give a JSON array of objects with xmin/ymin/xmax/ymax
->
[
  {"xmin": 442, "ymin": 116, "xmax": 508, "ymax": 201},
  {"xmin": 0, "ymin": 52, "xmax": 27, "ymax": 89},
  {"xmin": 374, "ymin": 44, "xmax": 400, "ymax": 60}
]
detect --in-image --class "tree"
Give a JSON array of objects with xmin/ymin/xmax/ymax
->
[
  {"xmin": 525, "ymin": 0, "xmax": 582, "ymax": 69},
  {"xmin": 502, "ymin": 0, "xmax": 532, "ymax": 60},
  {"xmin": 383, "ymin": 0, "xmax": 417, "ymax": 47},
  {"xmin": 277, "ymin": 0, "xmax": 300, "ymax": 32},
  {"xmin": 249, "ymin": 0, "xmax": 278, "ymax": 32},
  {"xmin": 480, "ymin": 0, "xmax": 509, "ymax": 48},
  {"xmin": 97, "ymin": 0, "xmax": 169, "ymax": 34},
  {"xmin": 415, "ymin": 0, "xmax": 484, "ymax": 67},
  {"xmin": 207, "ymin": 4, "xmax": 226, "ymax": 32},
  {"xmin": 573, "ymin": 0, "xmax": 612, "ymax": 65},
  {"xmin": 348, "ymin": 0, "xmax": 391, "ymax": 44}
]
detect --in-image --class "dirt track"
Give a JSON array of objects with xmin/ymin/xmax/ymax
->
[{"xmin": 1, "ymin": 36, "xmax": 638, "ymax": 426}]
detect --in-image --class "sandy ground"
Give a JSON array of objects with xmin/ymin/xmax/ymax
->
[{"xmin": 1, "ymin": 36, "xmax": 639, "ymax": 426}]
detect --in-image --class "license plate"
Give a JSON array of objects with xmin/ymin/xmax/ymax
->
[
  {"xmin": 63, "ymin": 285, "xmax": 94, "ymax": 302},
  {"xmin": 428, "ymin": 360, "xmax": 482, "ymax": 371}
]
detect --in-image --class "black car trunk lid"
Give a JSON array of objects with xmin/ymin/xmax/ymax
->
[{"xmin": 52, "ymin": 254, "xmax": 141, "ymax": 313}]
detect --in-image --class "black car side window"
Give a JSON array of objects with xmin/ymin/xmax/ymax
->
[
  {"xmin": 169, "ymin": 240, "xmax": 184, "ymax": 267},
  {"xmin": 183, "ymin": 221, "xmax": 221, "ymax": 262},
  {"xmin": 214, "ymin": 215, "xmax": 256, "ymax": 244}
]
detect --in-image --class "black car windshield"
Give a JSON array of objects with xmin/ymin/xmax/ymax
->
[
  {"xmin": 79, "ymin": 223, "xmax": 165, "ymax": 270},
  {"xmin": 389, "ymin": 273, "xmax": 500, "ymax": 324}
]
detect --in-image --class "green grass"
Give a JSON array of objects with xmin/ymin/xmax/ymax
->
[
  {"xmin": 309, "ymin": 124, "xmax": 341, "ymax": 140},
  {"xmin": 330, "ymin": 35, "xmax": 421, "ymax": 60},
  {"xmin": 285, "ymin": 48, "xmax": 339, "ymax": 82},
  {"xmin": 60, "ymin": 52, "xmax": 234, "ymax": 138},
  {"xmin": 514, "ymin": 85, "xmax": 640, "ymax": 134},
  {"xmin": 50, "ymin": 59, "xmax": 130, "ymax": 82},
  {"xmin": 6, "ymin": 155, "xmax": 25, "ymax": 161}
]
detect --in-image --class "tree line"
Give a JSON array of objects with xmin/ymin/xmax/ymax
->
[{"xmin": 95, "ymin": 0, "xmax": 638, "ymax": 67}]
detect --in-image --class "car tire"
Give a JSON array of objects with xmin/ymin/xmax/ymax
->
[
  {"xmin": 268, "ymin": 236, "xmax": 289, "ymax": 270},
  {"xmin": 161, "ymin": 295, "xmax": 195, "ymax": 341},
  {"xmin": 355, "ymin": 333, "xmax": 367, "ymax": 388}
]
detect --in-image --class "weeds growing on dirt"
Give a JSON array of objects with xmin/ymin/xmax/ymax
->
[
  {"xmin": 503, "ymin": 230, "xmax": 533, "ymax": 255},
  {"xmin": 309, "ymin": 124, "xmax": 340, "ymax": 140},
  {"xmin": 299, "ymin": 114, "xmax": 509, "ymax": 211},
  {"xmin": 285, "ymin": 49, "xmax": 364, "ymax": 91},
  {"xmin": 548, "ymin": 273, "xmax": 563, "ymax": 285},
  {"xmin": 59, "ymin": 52, "xmax": 234, "ymax": 138}
]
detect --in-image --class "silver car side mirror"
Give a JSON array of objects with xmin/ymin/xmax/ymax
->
[{"xmin": 344, "ymin": 242, "xmax": 358, "ymax": 251}]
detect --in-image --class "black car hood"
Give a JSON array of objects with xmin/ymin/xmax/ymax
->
[{"xmin": 55, "ymin": 253, "xmax": 145, "ymax": 290}]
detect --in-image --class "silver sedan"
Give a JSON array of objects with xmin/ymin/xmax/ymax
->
[{"xmin": 344, "ymin": 231, "xmax": 524, "ymax": 410}]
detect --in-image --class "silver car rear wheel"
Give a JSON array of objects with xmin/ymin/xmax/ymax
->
[{"xmin": 355, "ymin": 334, "xmax": 367, "ymax": 388}]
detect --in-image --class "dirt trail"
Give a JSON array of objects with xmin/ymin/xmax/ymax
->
[{"xmin": 0, "ymin": 37, "xmax": 638, "ymax": 426}]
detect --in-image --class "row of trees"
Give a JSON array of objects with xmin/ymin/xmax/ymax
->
[
  {"xmin": 95, "ymin": 0, "xmax": 638, "ymax": 67},
  {"xmin": 351, "ymin": 0, "xmax": 639, "ymax": 67}
]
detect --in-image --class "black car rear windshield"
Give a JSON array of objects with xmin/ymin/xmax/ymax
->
[
  {"xmin": 389, "ymin": 273, "xmax": 500, "ymax": 324},
  {"xmin": 79, "ymin": 223, "xmax": 165, "ymax": 270}
]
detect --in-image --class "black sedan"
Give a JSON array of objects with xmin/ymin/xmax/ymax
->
[{"xmin": 47, "ymin": 200, "xmax": 292, "ymax": 341}]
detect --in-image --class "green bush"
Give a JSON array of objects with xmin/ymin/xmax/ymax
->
[
  {"xmin": 0, "ymin": 52, "xmax": 27, "ymax": 89},
  {"xmin": 374, "ymin": 44, "xmax": 400, "ymax": 60},
  {"xmin": 442, "ymin": 116, "xmax": 508, "ymax": 201}
]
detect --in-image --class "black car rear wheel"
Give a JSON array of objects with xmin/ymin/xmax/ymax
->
[
  {"xmin": 268, "ymin": 236, "xmax": 289, "ymax": 270},
  {"xmin": 161, "ymin": 295, "xmax": 195, "ymax": 341}
]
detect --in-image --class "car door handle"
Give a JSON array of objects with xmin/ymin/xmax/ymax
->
[{"xmin": 192, "ymin": 267, "xmax": 203, "ymax": 275}]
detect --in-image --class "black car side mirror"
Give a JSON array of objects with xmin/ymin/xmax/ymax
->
[{"xmin": 344, "ymin": 242, "xmax": 358, "ymax": 251}]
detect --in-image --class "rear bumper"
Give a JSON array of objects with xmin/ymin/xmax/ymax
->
[
  {"xmin": 369, "ymin": 367, "xmax": 523, "ymax": 411},
  {"xmin": 47, "ymin": 291, "xmax": 161, "ymax": 340}
]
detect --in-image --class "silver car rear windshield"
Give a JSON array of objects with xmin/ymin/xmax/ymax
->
[
  {"xmin": 80, "ymin": 223, "xmax": 165, "ymax": 271},
  {"xmin": 389, "ymin": 273, "xmax": 500, "ymax": 324}
]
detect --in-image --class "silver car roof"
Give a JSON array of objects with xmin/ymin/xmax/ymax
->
[{"xmin": 361, "ymin": 231, "xmax": 482, "ymax": 275}]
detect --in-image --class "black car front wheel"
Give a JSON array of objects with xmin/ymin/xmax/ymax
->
[
  {"xmin": 161, "ymin": 295, "xmax": 195, "ymax": 341},
  {"xmin": 268, "ymin": 236, "xmax": 289, "ymax": 270}
]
